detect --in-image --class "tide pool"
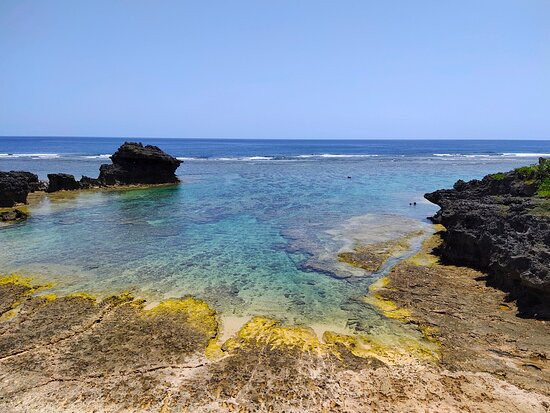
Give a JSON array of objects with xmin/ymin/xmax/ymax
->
[{"xmin": 0, "ymin": 149, "xmax": 543, "ymax": 334}]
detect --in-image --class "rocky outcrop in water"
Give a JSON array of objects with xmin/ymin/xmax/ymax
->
[
  {"xmin": 98, "ymin": 142, "xmax": 182, "ymax": 185},
  {"xmin": 0, "ymin": 143, "xmax": 182, "ymax": 223},
  {"xmin": 6, "ymin": 171, "xmax": 46, "ymax": 192},
  {"xmin": 1, "ymin": 143, "xmax": 182, "ymax": 201},
  {"xmin": 46, "ymin": 173, "xmax": 82, "ymax": 192},
  {"xmin": 79, "ymin": 176, "xmax": 101, "ymax": 189},
  {"xmin": 425, "ymin": 158, "xmax": 550, "ymax": 318},
  {"xmin": 0, "ymin": 171, "xmax": 43, "ymax": 207}
]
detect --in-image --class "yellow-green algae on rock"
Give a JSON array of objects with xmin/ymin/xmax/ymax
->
[
  {"xmin": 0, "ymin": 273, "xmax": 438, "ymax": 367},
  {"xmin": 359, "ymin": 228, "xmax": 452, "ymax": 352},
  {"xmin": 0, "ymin": 273, "xmax": 35, "ymax": 288},
  {"xmin": 146, "ymin": 297, "xmax": 218, "ymax": 337},
  {"xmin": 66, "ymin": 291, "xmax": 98, "ymax": 302},
  {"xmin": 0, "ymin": 274, "xmax": 53, "ymax": 320},
  {"xmin": 337, "ymin": 229, "xmax": 425, "ymax": 273},
  {"xmin": 360, "ymin": 245, "xmax": 444, "ymax": 348},
  {"xmin": 221, "ymin": 315, "xmax": 439, "ymax": 365},
  {"xmin": 145, "ymin": 297, "xmax": 223, "ymax": 359},
  {"xmin": 222, "ymin": 316, "xmax": 326, "ymax": 355},
  {"xmin": 335, "ymin": 227, "xmax": 441, "ymax": 359},
  {"xmin": 363, "ymin": 277, "xmax": 413, "ymax": 321}
]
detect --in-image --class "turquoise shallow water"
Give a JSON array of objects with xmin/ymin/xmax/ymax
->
[{"xmin": 0, "ymin": 153, "xmax": 543, "ymax": 332}]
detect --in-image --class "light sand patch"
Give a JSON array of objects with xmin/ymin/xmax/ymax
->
[{"xmin": 219, "ymin": 314, "xmax": 251, "ymax": 343}]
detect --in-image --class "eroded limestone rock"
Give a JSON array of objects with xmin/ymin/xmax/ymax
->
[
  {"xmin": 0, "ymin": 274, "xmax": 548, "ymax": 412},
  {"xmin": 46, "ymin": 173, "xmax": 82, "ymax": 192},
  {"xmin": 98, "ymin": 142, "xmax": 182, "ymax": 185},
  {"xmin": 425, "ymin": 158, "xmax": 550, "ymax": 317}
]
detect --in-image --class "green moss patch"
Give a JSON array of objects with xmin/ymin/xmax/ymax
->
[
  {"xmin": 538, "ymin": 178, "xmax": 550, "ymax": 197},
  {"xmin": 515, "ymin": 159, "xmax": 550, "ymax": 198},
  {"xmin": 489, "ymin": 172, "xmax": 506, "ymax": 180}
]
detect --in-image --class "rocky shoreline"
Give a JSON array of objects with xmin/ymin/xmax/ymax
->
[
  {"xmin": 425, "ymin": 157, "xmax": 550, "ymax": 318},
  {"xmin": 0, "ymin": 270, "xmax": 548, "ymax": 412},
  {"xmin": 0, "ymin": 142, "xmax": 182, "ymax": 222},
  {"xmin": 371, "ymin": 230, "xmax": 550, "ymax": 396}
]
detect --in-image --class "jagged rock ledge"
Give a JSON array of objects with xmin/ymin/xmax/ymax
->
[
  {"xmin": 424, "ymin": 157, "xmax": 550, "ymax": 318},
  {"xmin": 1, "ymin": 273, "xmax": 547, "ymax": 412},
  {"xmin": 0, "ymin": 142, "xmax": 182, "ymax": 222}
]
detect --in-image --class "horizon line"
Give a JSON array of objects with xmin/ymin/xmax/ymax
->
[{"xmin": 1, "ymin": 136, "xmax": 549, "ymax": 141}]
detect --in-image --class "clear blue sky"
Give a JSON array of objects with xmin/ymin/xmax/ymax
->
[{"xmin": 0, "ymin": 0, "xmax": 549, "ymax": 139}]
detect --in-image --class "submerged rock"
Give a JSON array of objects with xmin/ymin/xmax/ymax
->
[
  {"xmin": 425, "ymin": 158, "xmax": 550, "ymax": 317},
  {"xmin": 337, "ymin": 230, "xmax": 424, "ymax": 273},
  {"xmin": 47, "ymin": 173, "xmax": 82, "ymax": 192},
  {"xmin": 0, "ymin": 208, "xmax": 28, "ymax": 222},
  {"xmin": 98, "ymin": 142, "xmax": 182, "ymax": 185}
]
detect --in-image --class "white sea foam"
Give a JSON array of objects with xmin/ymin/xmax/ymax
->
[
  {"xmin": 245, "ymin": 156, "xmax": 273, "ymax": 160},
  {"xmin": 432, "ymin": 153, "xmax": 491, "ymax": 158},
  {"xmin": 433, "ymin": 152, "xmax": 549, "ymax": 158},
  {"xmin": 318, "ymin": 154, "xmax": 379, "ymax": 158},
  {"xmin": 0, "ymin": 153, "xmax": 61, "ymax": 159},
  {"xmin": 209, "ymin": 154, "xmax": 379, "ymax": 161},
  {"xmin": 83, "ymin": 154, "xmax": 111, "ymax": 159},
  {"xmin": 177, "ymin": 156, "xmax": 274, "ymax": 161},
  {"xmin": 2, "ymin": 151, "xmax": 545, "ymax": 162},
  {"xmin": 501, "ymin": 153, "xmax": 550, "ymax": 157}
]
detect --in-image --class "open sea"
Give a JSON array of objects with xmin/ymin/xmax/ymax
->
[{"xmin": 1, "ymin": 137, "xmax": 549, "ymax": 336}]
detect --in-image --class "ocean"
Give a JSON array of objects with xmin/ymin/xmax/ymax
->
[{"xmin": 0, "ymin": 137, "xmax": 548, "ymax": 333}]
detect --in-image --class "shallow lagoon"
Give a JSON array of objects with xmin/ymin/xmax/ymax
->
[{"xmin": 0, "ymin": 153, "xmax": 541, "ymax": 334}]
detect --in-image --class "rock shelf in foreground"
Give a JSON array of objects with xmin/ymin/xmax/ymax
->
[{"xmin": 0, "ymin": 273, "xmax": 548, "ymax": 412}]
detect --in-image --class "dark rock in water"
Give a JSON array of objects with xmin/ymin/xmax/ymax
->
[
  {"xmin": 16, "ymin": 171, "xmax": 48, "ymax": 192},
  {"xmin": 47, "ymin": 173, "xmax": 82, "ymax": 192},
  {"xmin": 79, "ymin": 176, "xmax": 102, "ymax": 189},
  {"xmin": 0, "ymin": 208, "xmax": 28, "ymax": 222},
  {"xmin": 6, "ymin": 171, "xmax": 45, "ymax": 192},
  {"xmin": 2, "ymin": 143, "xmax": 181, "ymax": 201},
  {"xmin": 0, "ymin": 170, "xmax": 48, "ymax": 207},
  {"xmin": 98, "ymin": 142, "xmax": 182, "ymax": 185},
  {"xmin": 0, "ymin": 171, "xmax": 31, "ymax": 207},
  {"xmin": 425, "ymin": 158, "xmax": 550, "ymax": 318}
]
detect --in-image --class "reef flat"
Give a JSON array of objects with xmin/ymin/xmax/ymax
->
[
  {"xmin": 338, "ymin": 230, "xmax": 424, "ymax": 273},
  {"xmin": 368, "ymin": 229, "xmax": 550, "ymax": 399},
  {"xmin": 0, "ymin": 271, "xmax": 548, "ymax": 412}
]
